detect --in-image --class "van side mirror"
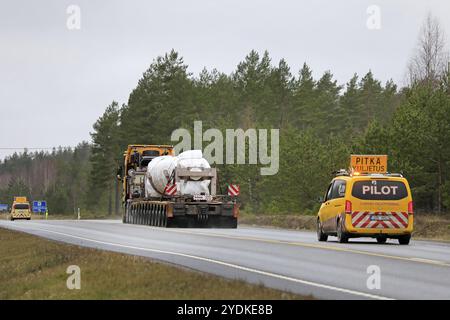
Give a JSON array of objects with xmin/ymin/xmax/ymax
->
[{"xmin": 317, "ymin": 196, "xmax": 324, "ymax": 203}]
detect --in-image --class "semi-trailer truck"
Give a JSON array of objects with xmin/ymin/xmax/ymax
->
[{"xmin": 118, "ymin": 145, "xmax": 239, "ymax": 228}]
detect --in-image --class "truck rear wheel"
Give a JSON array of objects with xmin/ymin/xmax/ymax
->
[
  {"xmin": 151, "ymin": 212, "xmax": 155, "ymax": 226},
  {"xmin": 159, "ymin": 207, "xmax": 164, "ymax": 226},
  {"xmin": 156, "ymin": 211, "xmax": 161, "ymax": 227},
  {"xmin": 147, "ymin": 206, "xmax": 152, "ymax": 226},
  {"xmin": 151, "ymin": 209, "xmax": 157, "ymax": 226},
  {"xmin": 160, "ymin": 206, "xmax": 167, "ymax": 227},
  {"xmin": 153, "ymin": 208, "xmax": 157, "ymax": 226},
  {"xmin": 136, "ymin": 206, "xmax": 140, "ymax": 224},
  {"xmin": 131, "ymin": 206, "xmax": 136, "ymax": 224},
  {"xmin": 160, "ymin": 212, "xmax": 165, "ymax": 227},
  {"xmin": 143, "ymin": 209, "xmax": 148, "ymax": 225},
  {"xmin": 139, "ymin": 206, "xmax": 144, "ymax": 225}
]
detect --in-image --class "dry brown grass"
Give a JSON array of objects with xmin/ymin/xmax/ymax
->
[
  {"xmin": 0, "ymin": 227, "xmax": 308, "ymax": 300},
  {"xmin": 413, "ymin": 214, "xmax": 450, "ymax": 241}
]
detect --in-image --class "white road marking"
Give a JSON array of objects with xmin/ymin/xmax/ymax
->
[{"xmin": 6, "ymin": 224, "xmax": 393, "ymax": 300}]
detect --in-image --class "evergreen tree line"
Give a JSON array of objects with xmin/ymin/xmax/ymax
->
[
  {"xmin": 0, "ymin": 144, "xmax": 91, "ymax": 214},
  {"xmin": 1, "ymin": 48, "xmax": 449, "ymax": 215},
  {"xmin": 86, "ymin": 49, "xmax": 406, "ymax": 215}
]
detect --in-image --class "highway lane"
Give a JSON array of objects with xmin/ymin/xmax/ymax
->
[{"xmin": 1, "ymin": 219, "xmax": 450, "ymax": 300}]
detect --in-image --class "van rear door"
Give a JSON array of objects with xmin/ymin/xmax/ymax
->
[{"xmin": 350, "ymin": 179, "xmax": 410, "ymax": 229}]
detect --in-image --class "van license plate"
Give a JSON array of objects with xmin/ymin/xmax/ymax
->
[{"xmin": 370, "ymin": 215, "xmax": 390, "ymax": 221}]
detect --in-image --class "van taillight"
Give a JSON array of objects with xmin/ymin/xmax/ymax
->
[
  {"xmin": 408, "ymin": 201, "xmax": 414, "ymax": 215},
  {"xmin": 345, "ymin": 200, "xmax": 352, "ymax": 214}
]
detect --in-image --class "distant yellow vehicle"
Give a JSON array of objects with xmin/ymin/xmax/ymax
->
[
  {"xmin": 10, "ymin": 196, "xmax": 31, "ymax": 221},
  {"xmin": 317, "ymin": 156, "xmax": 413, "ymax": 245}
]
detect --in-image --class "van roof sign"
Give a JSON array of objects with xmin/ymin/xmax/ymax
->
[{"xmin": 350, "ymin": 155, "xmax": 387, "ymax": 174}]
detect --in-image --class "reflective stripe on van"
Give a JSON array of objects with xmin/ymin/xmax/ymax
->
[{"xmin": 351, "ymin": 211, "xmax": 409, "ymax": 229}]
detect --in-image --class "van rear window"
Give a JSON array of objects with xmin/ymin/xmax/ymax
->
[
  {"xmin": 352, "ymin": 180, "xmax": 408, "ymax": 200},
  {"xmin": 14, "ymin": 204, "xmax": 29, "ymax": 210}
]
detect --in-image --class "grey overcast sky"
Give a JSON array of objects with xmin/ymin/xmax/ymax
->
[{"xmin": 1, "ymin": 0, "xmax": 449, "ymax": 160}]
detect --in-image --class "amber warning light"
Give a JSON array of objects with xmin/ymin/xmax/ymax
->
[{"xmin": 350, "ymin": 155, "xmax": 387, "ymax": 174}]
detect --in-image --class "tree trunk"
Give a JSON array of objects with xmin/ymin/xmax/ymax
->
[
  {"xmin": 108, "ymin": 181, "xmax": 112, "ymax": 216},
  {"xmin": 437, "ymin": 157, "xmax": 442, "ymax": 214}
]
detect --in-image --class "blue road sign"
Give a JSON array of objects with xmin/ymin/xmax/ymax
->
[
  {"xmin": 0, "ymin": 204, "xmax": 8, "ymax": 212},
  {"xmin": 32, "ymin": 201, "xmax": 47, "ymax": 213}
]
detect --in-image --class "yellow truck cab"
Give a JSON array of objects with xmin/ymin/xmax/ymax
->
[
  {"xmin": 10, "ymin": 197, "xmax": 31, "ymax": 221},
  {"xmin": 317, "ymin": 155, "xmax": 413, "ymax": 245}
]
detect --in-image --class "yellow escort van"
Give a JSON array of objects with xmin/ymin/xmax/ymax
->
[
  {"xmin": 10, "ymin": 196, "xmax": 32, "ymax": 221},
  {"xmin": 316, "ymin": 155, "xmax": 413, "ymax": 245}
]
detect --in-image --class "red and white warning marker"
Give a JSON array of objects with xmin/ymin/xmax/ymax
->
[
  {"xmin": 164, "ymin": 182, "xmax": 177, "ymax": 196},
  {"xmin": 227, "ymin": 184, "xmax": 240, "ymax": 197}
]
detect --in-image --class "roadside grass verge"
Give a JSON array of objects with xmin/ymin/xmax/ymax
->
[
  {"xmin": 240, "ymin": 212, "xmax": 450, "ymax": 241},
  {"xmin": 0, "ymin": 227, "xmax": 308, "ymax": 300},
  {"xmin": 413, "ymin": 214, "xmax": 450, "ymax": 241}
]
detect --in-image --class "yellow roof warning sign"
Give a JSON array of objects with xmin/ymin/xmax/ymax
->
[
  {"xmin": 14, "ymin": 196, "xmax": 28, "ymax": 203},
  {"xmin": 350, "ymin": 155, "xmax": 387, "ymax": 174}
]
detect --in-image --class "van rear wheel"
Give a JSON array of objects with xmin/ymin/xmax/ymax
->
[
  {"xmin": 376, "ymin": 237, "xmax": 387, "ymax": 244},
  {"xmin": 398, "ymin": 235, "xmax": 411, "ymax": 245},
  {"xmin": 337, "ymin": 219, "xmax": 348, "ymax": 243}
]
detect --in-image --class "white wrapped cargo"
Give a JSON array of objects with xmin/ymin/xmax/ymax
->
[
  {"xmin": 177, "ymin": 151, "xmax": 211, "ymax": 195},
  {"xmin": 145, "ymin": 156, "xmax": 176, "ymax": 197},
  {"xmin": 145, "ymin": 150, "xmax": 211, "ymax": 197}
]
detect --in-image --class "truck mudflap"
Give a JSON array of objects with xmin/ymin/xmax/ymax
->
[
  {"xmin": 169, "ymin": 215, "xmax": 237, "ymax": 228},
  {"xmin": 123, "ymin": 201, "xmax": 238, "ymax": 228}
]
